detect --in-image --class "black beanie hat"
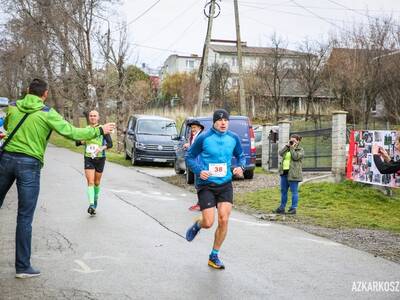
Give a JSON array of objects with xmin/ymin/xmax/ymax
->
[{"xmin": 213, "ymin": 109, "xmax": 230, "ymax": 123}]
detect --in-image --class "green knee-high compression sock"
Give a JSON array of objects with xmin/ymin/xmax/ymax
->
[
  {"xmin": 94, "ymin": 185, "xmax": 100, "ymax": 208},
  {"xmin": 87, "ymin": 186, "xmax": 95, "ymax": 206}
]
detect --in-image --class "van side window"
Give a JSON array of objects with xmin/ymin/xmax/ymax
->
[
  {"xmin": 131, "ymin": 118, "xmax": 137, "ymax": 130},
  {"xmin": 179, "ymin": 122, "xmax": 186, "ymax": 138},
  {"xmin": 255, "ymin": 131, "xmax": 262, "ymax": 142},
  {"xmin": 185, "ymin": 125, "xmax": 191, "ymax": 139}
]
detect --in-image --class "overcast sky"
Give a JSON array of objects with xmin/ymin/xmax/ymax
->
[{"xmin": 111, "ymin": 0, "xmax": 400, "ymax": 69}]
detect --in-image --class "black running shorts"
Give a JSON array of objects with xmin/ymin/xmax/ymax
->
[
  {"xmin": 197, "ymin": 181, "xmax": 233, "ymax": 211},
  {"xmin": 84, "ymin": 157, "xmax": 106, "ymax": 173}
]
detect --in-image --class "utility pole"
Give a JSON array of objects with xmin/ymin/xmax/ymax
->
[
  {"xmin": 196, "ymin": 0, "xmax": 217, "ymax": 117},
  {"xmin": 234, "ymin": 0, "xmax": 247, "ymax": 115}
]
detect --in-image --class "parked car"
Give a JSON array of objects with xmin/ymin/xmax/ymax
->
[
  {"xmin": 253, "ymin": 125, "xmax": 262, "ymax": 166},
  {"xmin": 124, "ymin": 115, "xmax": 178, "ymax": 165},
  {"xmin": 174, "ymin": 116, "xmax": 257, "ymax": 184},
  {"xmin": 253, "ymin": 125, "xmax": 279, "ymax": 168},
  {"xmin": 0, "ymin": 97, "xmax": 8, "ymax": 107}
]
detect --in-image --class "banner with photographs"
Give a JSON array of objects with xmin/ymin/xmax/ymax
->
[{"xmin": 346, "ymin": 130, "xmax": 400, "ymax": 188}]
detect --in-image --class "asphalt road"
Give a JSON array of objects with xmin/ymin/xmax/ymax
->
[{"xmin": 0, "ymin": 145, "xmax": 399, "ymax": 300}]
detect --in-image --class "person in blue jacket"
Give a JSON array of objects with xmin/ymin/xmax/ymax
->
[
  {"xmin": 185, "ymin": 109, "xmax": 246, "ymax": 270},
  {"xmin": 0, "ymin": 116, "xmax": 4, "ymax": 137}
]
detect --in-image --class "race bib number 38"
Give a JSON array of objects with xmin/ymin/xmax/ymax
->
[{"xmin": 209, "ymin": 163, "xmax": 227, "ymax": 177}]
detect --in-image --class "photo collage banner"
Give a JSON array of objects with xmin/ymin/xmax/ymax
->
[{"xmin": 346, "ymin": 130, "xmax": 400, "ymax": 188}]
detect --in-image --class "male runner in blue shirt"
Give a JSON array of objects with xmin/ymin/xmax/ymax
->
[{"xmin": 185, "ymin": 109, "xmax": 246, "ymax": 270}]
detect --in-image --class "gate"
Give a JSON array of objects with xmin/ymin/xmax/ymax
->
[{"xmin": 290, "ymin": 128, "xmax": 332, "ymax": 171}]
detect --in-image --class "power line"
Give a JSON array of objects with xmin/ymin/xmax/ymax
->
[
  {"xmin": 240, "ymin": 3, "xmax": 355, "ymax": 26},
  {"xmin": 151, "ymin": 16, "xmax": 202, "ymax": 64},
  {"xmin": 126, "ymin": 0, "xmax": 162, "ymax": 26},
  {"xmin": 326, "ymin": 0, "xmax": 400, "ymax": 28},
  {"xmin": 129, "ymin": 42, "xmax": 196, "ymax": 56},
  {"xmin": 140, "ymin": 0, "xmax": 199, "ymax": 44},
  {"xmin": 240, "ymin": 2, "xmax": 399, "ymax": 30},
  {"xmin": 241, "ymin": 14, "xmax": 284, "ymax": 30},
  {"xmin": 289, "ymin": 0, "xmax": 347, "ymax": 32},
  {"xmin": 240, "ymin": 0, "xmax": 400, "ymax": 13},
  {"xmin": 111, "ymin": 0, "xmax": 162, "ymax": 33},
  {"xmin": 327, "ymin": 0, "xmax": 379, "ymax": 18}
]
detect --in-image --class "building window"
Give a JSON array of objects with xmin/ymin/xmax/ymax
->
[
  {"xmin": 231, "ymin": 57, "xmax": 237, "ymax": 67},
  {"xmin": 186, "ymin": 60, "xmax": 195, "ymax": 69}
]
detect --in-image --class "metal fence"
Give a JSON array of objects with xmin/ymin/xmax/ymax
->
[
  {"xmin": 268, "ymin": 142, "xmax": 279, "ymax": 169},
  {"xmin": 290, "ymin": 128, "xmax": 332, "ymax": 171}
]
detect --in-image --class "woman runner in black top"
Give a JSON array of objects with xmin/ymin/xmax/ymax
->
[{"xmin": 76, "ymin": 110, "xmax": 112, "ymax": 215}]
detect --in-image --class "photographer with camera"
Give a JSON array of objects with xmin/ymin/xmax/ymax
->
[
  {"xmin": 372, "ymin": 139, "xmax": 400, "ymax": 174},
  {"xmin": 275, "ymin": 134, "xmax": 304, "ymax": 215}
]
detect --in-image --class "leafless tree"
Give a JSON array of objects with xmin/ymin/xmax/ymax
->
[
  {"xmin": 0, "ymin": 0, "xmax": 117, "ymax": 125},
  {"xmin": 256, "ymin": 33, "xmax": 290, "ymax": 123},
  {"xmin": 326, "ymin": 17, "xmax": 395, "ymax": 127},
  {"xmin": 208, "ymin": 62, "xmax": 231, "ymax": 112},
  {"xmin": 296, "ymin": 39, "xmax": 330, "ymax": 123}
]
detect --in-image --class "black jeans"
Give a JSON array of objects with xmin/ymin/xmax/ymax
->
[{"xmin": 0, "ymin": 152, "xmax": 41, "ymax": 271}]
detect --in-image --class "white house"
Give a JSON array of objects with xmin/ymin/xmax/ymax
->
[
  {"xmin": 160, "ymin": 54, "xmax": 201, "ymax": 81},
  {"xmin": 160, "ymin": 43, "xmax": 304, "ymax": 84},
  {"xmin": 207, "ymin": 42, "xmax": 306, "ymax": 87}
]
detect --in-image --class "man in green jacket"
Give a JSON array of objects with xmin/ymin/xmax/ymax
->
[{"xmin": 0, "ymin": 79, "xmax": 115, "ymax": 278}]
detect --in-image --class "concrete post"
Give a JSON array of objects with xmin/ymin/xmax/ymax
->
[
  {"xmin": 278, "ymin": 121, "xmax": 291, "ymax": 166},
  {"xmin": 331, "ymin": 111, "xmax": 348, "ymax": 182},
  {"xmin": 261, "ymin": 123, "xmax": 273, "ymax": 172}
]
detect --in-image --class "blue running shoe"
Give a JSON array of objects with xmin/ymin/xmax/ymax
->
[
  {"xmin": 15, "ymin": 267, "xmax": 41, "ymax": 278},
  {"xmin": 208, "ymin": 254, "xmax": 225, "ymax": 270},
  {"xmin": 186, "ymin": 220, "xmax": 201, "ymax": 242}
]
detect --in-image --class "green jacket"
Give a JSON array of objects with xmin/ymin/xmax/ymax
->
[
  {"xmin": 278, "ymin": 144, "xmax": 304, "ymax": 181},
  {"xmin": 4, "ymin": 94, "xmax": 102, "ymax": 164}
]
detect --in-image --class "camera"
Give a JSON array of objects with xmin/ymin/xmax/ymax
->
[{"xmin": 289, "ymin": 140, "xmax": 294, "ymax": 146}]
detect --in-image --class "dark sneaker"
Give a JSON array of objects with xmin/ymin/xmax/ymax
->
[
  {"xmin": 185, "ymin": 219, "xmax": 201, "ymax": 242},
  {"xmin": 188, "ymin": 204, "xmax": 200, "ymax": 211},
  {"xmin": 88, "ymin": 206, "xmax": 96, "ymax": 215},
  {"xmin": 208, "ymin": 254, "xmax": 225, "ymax": 270},
  {"xmin": 16, "ymin": 267, "xmax": 41, "ymax": 279},
  {"xmin": 274, "ymin": 207, "xmax": 285, "ymax": 214},
  {"xmin": 287, "ymin": 208, "xmax": 296, "ymax": 215}
]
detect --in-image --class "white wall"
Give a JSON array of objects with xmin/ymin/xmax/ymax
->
[
  {"xmin": 208, "ymin": 50, "xmax": 265, "ymax": 74},
  {"xmin": 161, "ymin": 55, "xmax": 201, "ymax": 80}
]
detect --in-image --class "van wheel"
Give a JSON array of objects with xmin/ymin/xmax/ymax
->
[
  {"xmin": 186, "ymin": 168, "xmax": 194, "ymax": 184},
  {"xmin": 125, "ymin": 147, "xmax": 131, "ymax": 160},
  {"xmin": 174, "ymin": 160, "xmax": 185, "ymax": 175},
  {"xmin": 131, "ymin": 149, "xmax": 137, "ymax": 166},
  {"xmin": 244, "ymin": 170, "xmax": 254, "ymax": 179}
]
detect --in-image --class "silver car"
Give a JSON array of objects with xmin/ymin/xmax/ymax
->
[{"xmin": 253, "ymin": 125, "xmax": 263, "ymax": 166}]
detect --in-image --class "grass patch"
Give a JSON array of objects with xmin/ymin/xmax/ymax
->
[
  {"xmin": 254, "ymin": 166, "xmax": 266, "ymax": 174},
  {"xmin": 49, "ymin": 132, "xmax": 131, "ymax": 167},
  {"xmin": 235, "ymin": 180, "xmax": 400, "ymax": 233},
  {"xmin": 254, "ymin": 166, "xmax": 276, "ymax": 175}
]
